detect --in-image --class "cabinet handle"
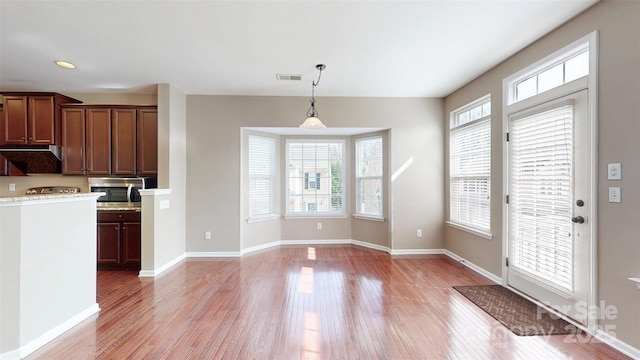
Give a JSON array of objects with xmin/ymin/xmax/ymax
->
[
  {"xmin": 122, "ymin": 227, "xmax": 127, "ymax": 230},
  {"xmin": 118, "ymin": 214, "xmax": 123, "ymax": 218},
  {"xmin": 28, "ymin": 137, "xmax": 33, "ymax": 140},
  {"xmin": 21, "ymin": 136, "xmax": 25, "ymax": 140}
]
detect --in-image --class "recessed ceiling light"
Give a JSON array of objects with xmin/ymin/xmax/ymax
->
[{"xmin": 55, "ymin": 60, "xmax": 76, "ymax": 69}]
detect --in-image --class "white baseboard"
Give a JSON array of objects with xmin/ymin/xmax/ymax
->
[
  {"xmin": 241, "ymin": 241, "xmax": 281, "ymax": 256},
  {"xmin": 185, "ymin": 251, "xmax": 242, "ymax": 258},
  {"xmin": 595, "ymin": 329, "xmax": 640, "ymax": 359},
  {"xmin": 0, "ymin": 349, "xmax": 20, "ymax": 360},
  {"xmin": 390, "ymin": 248, "xmax": 445, "ymax": 256},
  {"xmin": 351, "ymin": 239, "xmax": 391, "ymax": 253},
  {"xmin": 280, "ymin": 239, "xmax": 352, "ymax": 246},
  {"xmin": 443, "ymin": 249, "xmax": 502, "ymax": 284},
  {"xmin": 18, "ymin": 303, "xmax": 100, "ymax": 359},
  {"xmin": 139, "ymin": 253, "xmax": 187, "ymax": 277}
]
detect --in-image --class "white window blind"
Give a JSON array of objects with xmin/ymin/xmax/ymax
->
[
  {"xmin": 287, "ymin": 140, "xmax": 344, "ymax": 214},
  {"xmin": 356, "ymin": 136, "xmax": 383, "ymax": 217},
  {"xmin": 248, "ymin": 135, "xmax": 275, "ymax": 218},
  {"xmin": 450, "ymin": 119, "xmax": 491, "ymax": 231},
  {"xmin": 509, "ymin": 104, "xmax": 574, "ymax": 292}
]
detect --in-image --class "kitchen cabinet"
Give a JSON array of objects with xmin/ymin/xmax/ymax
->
[
  {"xmin": 61, "ymin": 107, "xmax": 111, "ymax": 175},
  {"xmin": 112, "ymin": 108, "xmax": 137, "ymax": 175},
  {"xmin": 97, "ymin": 211, "xmax": 141, "ymax": 270},
  {"xmin": 61, "ymin": 105, "xmax": 156, "ymax": 176},
  {"xmin": 136, "ymin": 108, "xmax": 158, "ymax": 175},
  {"xmin": 0, "ymin": 92, "xmax": 81, "ymax": 145}
]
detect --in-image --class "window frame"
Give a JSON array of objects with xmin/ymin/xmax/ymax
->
[
  {"xmin": 355, "ymin": 135, "xmax": 384, "ymax": 219},
  {"xmin": 248, "ymin": 134, "xmax": 277, "ymax": 221},
  {"xmin": 285, "ymin": 139, "xmax": 346, "ymax": 217},
  {"xmin": 447, "ymin": 95, "xmax": 492, "ymax": 239}
]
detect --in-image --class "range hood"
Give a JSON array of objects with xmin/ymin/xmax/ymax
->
[{"xmin": 0, "ymin": 145, "xmax": 62, "ymax": 174}]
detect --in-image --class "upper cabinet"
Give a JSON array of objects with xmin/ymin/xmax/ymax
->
[
  {"xmin": 136, "ymin": 108, "xmax": 158, "ymax": 176},
  {"xmin": 61, "ymin": 105, "xmax": 157, "ymax": 176},
  {"xmin": 0, "ymin": 92, "xmax": 82, "ymax": 145}
]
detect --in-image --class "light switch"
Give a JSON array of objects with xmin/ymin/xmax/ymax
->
[
  {"xmin": 607, "ymin": 163, "xmax": 622, "ymax": 180},
  {"xmin": 608, "ymin": 187, "xmax": 621, "ymax": 203}
]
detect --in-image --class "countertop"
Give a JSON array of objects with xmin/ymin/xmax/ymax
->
[{"xmin": 0, "ymin": 192, "xmax": 105, "ymax": 204}]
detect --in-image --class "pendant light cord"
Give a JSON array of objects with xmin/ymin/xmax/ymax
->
[{"xmin": 307, "ymin": 65, "xmax": 325, "ymax": 118}]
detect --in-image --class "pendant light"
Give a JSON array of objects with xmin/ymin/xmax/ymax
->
[{"xmin": 300, "ymin": 64, "xmax": 327, "ymax": 129}]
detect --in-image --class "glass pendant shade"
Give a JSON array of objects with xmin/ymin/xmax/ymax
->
[{"xmin": 300, "ymin": 116, "xmax": 327, "ymax": 129}]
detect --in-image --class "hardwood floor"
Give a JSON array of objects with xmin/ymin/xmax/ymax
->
[{"xmin": 26, "ymin": 245, "xmax": 629, "ymax": 359}]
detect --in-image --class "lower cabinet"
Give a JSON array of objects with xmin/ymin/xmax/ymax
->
[{"xmin": 97, "ymin": 211, "xmax": 141, "ymax": 270}]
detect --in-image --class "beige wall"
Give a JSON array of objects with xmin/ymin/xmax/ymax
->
[
  {"xmin": 153, "ymin": 84, "xmax": 187, "ymax": 265},
  {"xmin": 186, "ymin": 96, "xmax": 443, "ymax": 253},
  {"xmin": 444, "ymin": 0, "xmax": 640, "ymax": 349}
]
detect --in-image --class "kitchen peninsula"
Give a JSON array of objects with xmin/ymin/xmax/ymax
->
[{"xmin": 0, "ymin": 192, "xmax": 103, "ymax": 359}]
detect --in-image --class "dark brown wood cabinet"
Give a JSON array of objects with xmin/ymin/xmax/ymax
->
[
  {"xmin": 97, "ymin": 211, "xmax": 141, "ymax": 270},
  {"xmin": 1, "ymin": 92, "xmax": 81, "ymax": 145},
  {"xmin": 61, "ymin": 107, "xmax": 111, "ymax": 175},
  {"xmin": 112, "ymin": 108, "xmax": 137, "ymax": 175},
  {"xmin": 136, "ymin": 109, "xmax": 158, "ymax": 175},
  {"xmin": 61, "ymin": 105, "xmax": 156, "ymax": 176}
]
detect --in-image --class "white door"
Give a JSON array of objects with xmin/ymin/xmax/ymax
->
[{"xmin": 507, "ymin": 89, "xmax": 591, "ymax": 325}]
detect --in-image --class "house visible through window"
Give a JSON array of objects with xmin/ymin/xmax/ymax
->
[
  {"xmin": 355, "ymin": 136, "xmax": 383, "ymax": 217},
  {"xmin": 449, "ymin": 95, "xmax": 491, "ymax": 232},
  {"xmin": 304, "ymin": 172, "xmax": 321, "ymax": 190},
  {"xmin": 287, "ymin": 140, "xmax": 344, "ymax": 215}
]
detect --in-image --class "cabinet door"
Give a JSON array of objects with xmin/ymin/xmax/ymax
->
[
  {"xmin": 112, "ymin": 108, "xmax": 137, "ymax": 175},
  {"xmin": 61, "ymin": 108, "xmax": 86, "ymax": 175},
  {"xmin": 2, "ymin": 96, "xmax": 28, "ymax": 144},
  {"xmin": 121, "ymin": 221, "xmax": 141, "ymax": 267},
  {"xmin": 86, "ymin": 109, "xmax": 111, "ymax": 175},
  {"xmin": 28, "ymin": 96, "xmax": 55, "ymax": 144},
  {"xmin": 97, "ymin": 222, "xmax": 120, "ymax": 266},
  {"xmin": 136, "ymin": 109, "xmax": 157, "ymax": 175}
]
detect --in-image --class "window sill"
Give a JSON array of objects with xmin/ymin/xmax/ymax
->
[
  {"xmin": 284, "ymin": 214, "xmax": 348, "ymax": 220},
  {"xmin": 446, "ymin": 221, "xmax": 493, "ymax": 240},
  {"xmin": 352, "ymin": 214, "xmax": 385, "ymax": 222},
  {"xmin": 247, "ymin": 214, "xmax": 279, "ymax": 223}
]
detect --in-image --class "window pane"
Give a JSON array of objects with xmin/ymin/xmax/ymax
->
[
  {"xmin": 538, "ymin": 63, "xmax": 564, "ymax": 93},
  {"xmin": 516, "ymin": 76, "xmax": 537, "ymax": 101},
  {"xmin": 287, "ymin": 141, "xmax": 344, "ymax": 214},
  {"xmin": 356, "ymin": 137, "xmax": 383, "ymax": 216},
  {"xmin": 449, "ymin": 99, "xmax": 491, "ymax": 231},
  {"xmin": 470, "ymin": 105, "xmax": 482, "ymax": 121},
  {"xmin": 249, "ymin": 135, "xmax": 275, "ymax": 218},
  {"xmin": 565, "ymin": 51, "xmax": 589, "ymax": 82}
]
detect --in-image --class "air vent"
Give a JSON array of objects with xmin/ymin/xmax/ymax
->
[{"xmin": 276, "ymin": 74, "xmax": 303, "ymax": 81}]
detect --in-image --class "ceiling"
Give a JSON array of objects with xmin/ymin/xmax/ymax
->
[{"xmin": 0, "ymin": 0, "xmax": 598, "ymax": 98}]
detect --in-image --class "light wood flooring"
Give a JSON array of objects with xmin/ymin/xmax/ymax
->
[{"xmin": 26, "ymin": 245, "xmax": 629, "ymax": 359}]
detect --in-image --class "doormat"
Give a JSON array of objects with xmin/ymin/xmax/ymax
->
[{"xmin": 453, "ymin": 285, "xmax": 579, "ymax": 336}]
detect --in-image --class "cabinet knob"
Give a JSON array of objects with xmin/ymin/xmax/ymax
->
[{"xmin": 122, "ymin": 227, "xmax": 127, "ymax": 230}]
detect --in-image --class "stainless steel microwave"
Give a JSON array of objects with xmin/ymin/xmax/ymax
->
[{"xmin": 88, "ymin": 177, "xmax": 147, "ymax": 209}]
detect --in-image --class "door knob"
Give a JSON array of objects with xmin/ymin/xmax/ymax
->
[{"xmin": 571, "ymin": 216, "xmax": 585, "ymax": 224}]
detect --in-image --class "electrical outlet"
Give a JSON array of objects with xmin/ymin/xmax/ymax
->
[
  {"xmin": 608, "ymin": 187, "xmax": 621, "ymax": 203},
  {"xmin": 317, "ymin": 222, "xmax": 322, "ymax": 230},
  {"xmin": 205, "ymin": 231, "xmax": 212, "ymax": 240},
  {"xmin": 9, "ymin": 183, "xmax": 15, "ymax": 192},
  {"xmin": 417, "ymin": 229, "xmax": 422, "ymax": 237},
  {"xmin": 607, "ymin": 163, "xmax": 622, "ymax": 180}
]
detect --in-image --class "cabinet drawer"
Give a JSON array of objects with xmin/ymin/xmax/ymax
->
[{"xmin": 98, "ymin": 211, "xmax": 141, "ymax": 223}]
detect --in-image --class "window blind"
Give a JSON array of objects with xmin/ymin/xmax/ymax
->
[
  {"xmin": 450, "ymin": 119, "xmax": 491, "ymax": 231},
  {"xmin": 509, "ymin": 104, "xmax": 574, "ymax": 292},
  {"xmin": 287, "ymin": 140, "xmax": 344, "ymax": 214},
  {"xmin": 248, "ymin": 135, "xmax": 275, "ymax": 218},
  {"xmin": 356, "ymin": 136, "xmax": 383, "ymax": 216}
]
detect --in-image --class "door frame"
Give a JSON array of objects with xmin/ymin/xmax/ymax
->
[{"xmin": 500, "ymin": 31, "xmax": 599, "ymax": 332}]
